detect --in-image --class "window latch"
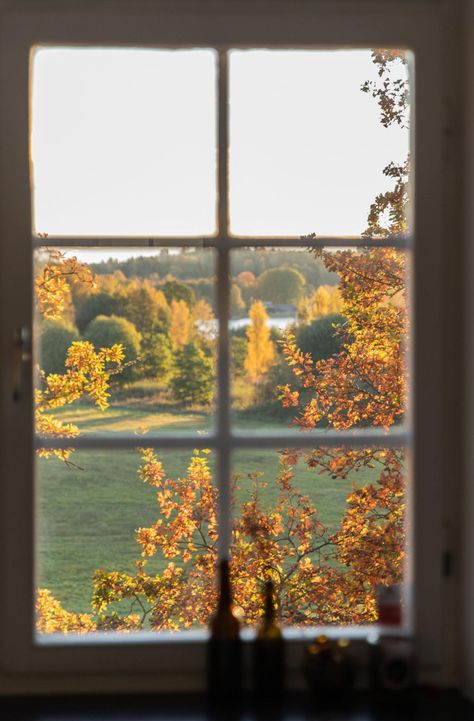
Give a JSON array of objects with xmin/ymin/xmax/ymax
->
[{"xmin": 13, "ymin": 325, "xmax": 32, "ymax": 403}]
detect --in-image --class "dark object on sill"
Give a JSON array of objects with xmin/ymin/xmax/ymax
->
[
  {"xmin": 206, "ymin": 558, "xmax": 243, "ymax": 706},
  {"xmin": 252, "ymin": 579, "xmax": 285, "ymax": 706},
  {"xmin": 303, "ymin": 635, "xmax": 356, "ymax": 700},
  {"xmin": 376, "ymin": 584, "xmax": 403, "ymax": 626},
  {"xmin": 369, "ymin": 635, "xmax": 416, "ymax": 692}
]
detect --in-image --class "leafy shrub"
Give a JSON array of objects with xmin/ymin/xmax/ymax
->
[
  {"xmin": 257, "ymin": 267, "xmax": 306, "ymax": 305},
  {"xmin": 74, "ymin": 291, "xmax": 118, "ymax": 333},
  {"xmin": 40, "ymin": 319, "xmax": 80, "ymax": 376},
  {"xmin": 84, "ymin": 315, "xmax": 142, "ymax": 383}
]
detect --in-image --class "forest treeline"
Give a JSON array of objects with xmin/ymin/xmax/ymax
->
[{"xmin": 37, "ymin": 248, "xmax": 344, "ymax": 410}]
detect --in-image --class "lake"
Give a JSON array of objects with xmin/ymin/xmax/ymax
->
[{"xmin": 197, "ymin": 316, "xmax": 296, "ymax": 337}]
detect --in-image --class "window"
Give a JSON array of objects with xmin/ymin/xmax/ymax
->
[{"xmin": 0, "ymin": 2, "xmax": 451, "ymax": 691}]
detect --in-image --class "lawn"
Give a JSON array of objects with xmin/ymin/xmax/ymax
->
[{"xmin": 37, "ymin": 403, "xmax": 382, "ymax": 614}]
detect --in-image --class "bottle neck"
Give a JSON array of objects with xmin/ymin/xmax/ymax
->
[
  {"xmin": 264, "ymin": 581, "xmax": 276, "ymax": 623},
  {"xmin": 217, "ymin": 559, "xmax": 232, "ymax": 610}
]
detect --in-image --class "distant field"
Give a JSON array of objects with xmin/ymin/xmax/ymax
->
[{"xmin": 37, "ymin": 403, "xmax": 381, "ymax": 614}]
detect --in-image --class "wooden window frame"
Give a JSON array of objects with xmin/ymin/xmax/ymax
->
[{"xmin": 0, "ymin": 0, "xmax": 454, "ymax": 693}]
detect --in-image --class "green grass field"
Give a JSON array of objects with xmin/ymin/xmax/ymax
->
[{"xmin": 37, "ymin": 403, "xmax": 381, "ymax": 614}]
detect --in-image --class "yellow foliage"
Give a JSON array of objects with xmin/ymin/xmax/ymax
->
[
  {"xmin": 36, "ymin": 588, "xmax": 96, "ymax": 634},
  {"xmin": 244, "ymin": 301, "xmax": 275, "ymax": 384},
  {"xmin": 35, "ymin": 249, "xmax": 96, "ymax": 320},
  {"xmin": 169, "ymin": 299, "xmax": 192, "ymax": 349}
]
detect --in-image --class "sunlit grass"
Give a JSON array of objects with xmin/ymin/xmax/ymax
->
[{"xmin": 37, "ymin": 404, "xmax": 378, "ymax": 614}]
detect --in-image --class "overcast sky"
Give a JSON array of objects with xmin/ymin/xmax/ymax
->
[{"xmin": 31, "ymin": 47, "xmax": 409, "ymax": 250}]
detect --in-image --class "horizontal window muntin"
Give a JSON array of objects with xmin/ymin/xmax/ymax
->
[
  {"xmin": 31, "ymin": 235, "xmax": 412, "ymax": 248},
  {"xmin": 35, "ymin": 429, "xmax": 411, "ymax": 450}
]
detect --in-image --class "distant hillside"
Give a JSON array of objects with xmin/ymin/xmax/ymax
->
[{"xmin": 90, "ymin": 248, "xmax": 338, "ymax": 287}]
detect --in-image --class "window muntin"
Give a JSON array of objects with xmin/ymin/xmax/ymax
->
[{"xmin": 31, "ymin": 46, "xmax": 412, "ymax": 637}]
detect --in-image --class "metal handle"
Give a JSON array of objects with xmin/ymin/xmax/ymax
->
[{"xmin": 13, "ymin": 325, "xmax": 32, "ymax": 403}]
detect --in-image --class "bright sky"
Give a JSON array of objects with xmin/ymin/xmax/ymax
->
[{"xmin": 31, "ymin": 47, "xmax": 409, "ymax": 241}]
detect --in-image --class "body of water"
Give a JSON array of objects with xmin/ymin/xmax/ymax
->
[{"xmin": 197, "ymin": 316, "xmax": 296, "ymax": 337}]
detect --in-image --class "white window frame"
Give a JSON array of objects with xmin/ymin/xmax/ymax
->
[{"xmin": 0, "ymin": 0, "xmax": 454, "ymax": 693}]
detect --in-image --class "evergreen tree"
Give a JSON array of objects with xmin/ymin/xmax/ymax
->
[
  {"xmin": 141, "ymin": 332, "xmax": 175, "ymax": 383},
  {"xmin": 171, "ymin": 342, "xmax": 214, "ymax": 405},
  {"xmin": 163, "ymin": 278, "xmax": 196, "ymax": 307}
]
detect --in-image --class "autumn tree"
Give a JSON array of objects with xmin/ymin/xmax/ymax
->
[
  {"xmin": 169, "ymin": 299, "xmax": 192, "ymax": 350},
  {"xmin": 193, "ymin": 298, "xmax": 215, "ymax": 325},
  {"xmin": 120, "ymin": 280, "xmax": 170, "ymax": 378},
  {"xmin": 236, "ymin": 270, "xmax": 257, "ymax": 305},
  {"xmin": 278, "ymin": 49, "xmax": 409, "ymax": 616},
  {"xmin": 244, "ymin": 301, "xmax": 276, "ymax": 385},
  {"xmin": 236, "ymin": 270, "xmax": 256, "ymax": 288},
  {"xmin": 297, "ymin": 285, "xmax": 343, "ymax": 324},
  {"xmin": 34, "ymin": 251, "xmax": 126, "ymax": 467},
  {"xmin": 121, "ymin": 279, "xmax": 170, "ymax": 335}
]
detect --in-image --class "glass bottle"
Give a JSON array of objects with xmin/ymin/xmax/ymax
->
[
  {"xmin": 207, "ymin": 558, "xmax": 242, "ymax": 702},
  {"xmin": 253, "ymin": 580, "xmax": 285, "ymax": 701}
]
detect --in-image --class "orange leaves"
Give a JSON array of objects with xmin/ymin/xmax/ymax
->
[
  {"xmin": 277, "ymin": 384, "xmax": 300, "ymax": 408},
  {"xmin": 278, "ymin": 247, "xmax": 407, "ymax": 431},
  {"xmin": 332, "ymin": 450, "xmax": 406, "ymax": 589}
]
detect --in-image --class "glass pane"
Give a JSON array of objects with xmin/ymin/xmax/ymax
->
[
  {"xmin": 34, "ymin": 247, "xmax": 216, "ymax": 439},
  {"xmin": 229, "ymin": 49, "xmax": 411, "ymax": 236},
  {"xmin": 36, "ymin": 448, "xmax": 217, "ymax": 635},
  {"xmin": 231, "ymin": 446, "xmax": 408, "ymax": 627},
  {"xmin": 31, "ymin": 48, "xmax": 217, "ymax": 236},
  {"xmin": 230, "ymin": 247, "xmax": 410, "ymax": 434}
]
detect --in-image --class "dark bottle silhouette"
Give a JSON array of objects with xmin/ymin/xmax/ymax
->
[
  {"xmin": 207, "ymin": 558, "xmax": 242, "ymax": 704},
  {"xmin": 253, "ymin": 580, "xmax": 285, "ymax": 703}
]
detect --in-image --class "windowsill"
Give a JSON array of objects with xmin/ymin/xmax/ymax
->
[{"xmin": 36, "ymin": 624, "xmax": 411, "ymax": 646}]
